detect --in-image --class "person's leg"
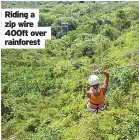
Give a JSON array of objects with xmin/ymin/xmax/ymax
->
[
  {"xmin": 97, "ymin": 105, "xmax": 106, "ymax": 113},
  {"xmin": 87, "ymin": 104, "xmax": 97, "ymax": 113}
]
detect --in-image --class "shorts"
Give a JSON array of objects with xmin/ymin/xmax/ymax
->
[{"xmin": 87, "ymin": 104, "xmax": 106, "ymax": 113}]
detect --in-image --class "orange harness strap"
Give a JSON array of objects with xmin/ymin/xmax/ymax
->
[
  {"xmin": 88, "ymin": 87, "xmax": 105, "ymax": 110},
  {"xmin": 88, "ymin": 101, "xmax": 105, "ymax": 113},
  {"xmin": 89, "ymin": 101, "xmax": 105, "ymax": 109}
]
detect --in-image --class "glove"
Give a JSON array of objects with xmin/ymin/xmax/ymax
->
[
  {"xmin": 94, "ymin": 69, "xmax": 104, "ymax": 74},
  {"xmin": 94, "ymin": 69, "xmax": 101, "ymax": 74}
]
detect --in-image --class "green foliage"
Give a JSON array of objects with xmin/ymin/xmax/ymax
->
[
  {"xmin": 116, "ymin": 10, "xmax": 126, "ymax": 19},
  {"xmin": 100, "ymin": 26, "xmax": 121, "ymax": 41},
  {"xmin": 39, "ymin": 13, "xmax": 54, "ymax": 26},
  {"xmin": 1, "ymin": 1, "xmax": 139, "ymax": 140},
  {"xmin": 109, "ymin": 68, "xmax": 138, "ymax": 92},
  {"xmin": 82, "ymin": 20, "xmax": 100, "ymax": 34}
]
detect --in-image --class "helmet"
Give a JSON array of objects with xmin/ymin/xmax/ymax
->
[{"xmin": 88, "ymin": 75, "xmax": 100, "ymax": 85}]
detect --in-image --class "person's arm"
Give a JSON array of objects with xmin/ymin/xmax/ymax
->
[
  {"xmin": 87, "ymin": 91, "xmax": 91, "ymax": 98},
  {"xmin": 100, "ymin": 70, "xmax": 109, "ymax": 90},
  {"xmin": 94, "ymin": 69, "xmax": 109, "ymax": 93}
]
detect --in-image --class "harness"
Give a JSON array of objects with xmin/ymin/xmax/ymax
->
[
  {"xmin": 87, "ymin": 100, "xmax": 105, "ymax": 113},
  {"xmin": 91, "ymin": 103, "xmax": 105, "ymax": 113},
  {"xmin": 87, "ymin": 87, "xmax": 106, "ymax": 113}
]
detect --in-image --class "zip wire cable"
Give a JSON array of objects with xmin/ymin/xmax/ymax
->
[
  {"xmin": 74, "ymin": 51, "xmax": 139, "ymax": 140},
  {"xmin": 69, "ymin": 48, "xmax": 139, "ymax": 74},
  {"xmin": 75, "ymin": 114, "xmax": 95, "ymax": 140},
  {"xmin": 107, "ymin": 63, "xmax": 139, "ymax": 71},
  {"xmin": 100, "ymin": 48, "xmax": 139, "ymax": 67},
  {"xmin": 71, "ymin": 61, "xmax": 139, "ymax": 77},
  {"xmin": 75, "ymin": 62, "xmax": 139, "ymax": 140},
  {"xmin": 74, "ymin": 55, "xmax": 139, "ymax": 140}
]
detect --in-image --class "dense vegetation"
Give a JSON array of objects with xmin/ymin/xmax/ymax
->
[{"xmin": 1, "ymin": 1, "xmax": 139, "ymax": 140}]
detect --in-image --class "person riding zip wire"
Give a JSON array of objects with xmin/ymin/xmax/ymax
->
[{"xmin": 87, "ymin": 69, "xmax": 109, "ymax": 113}]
